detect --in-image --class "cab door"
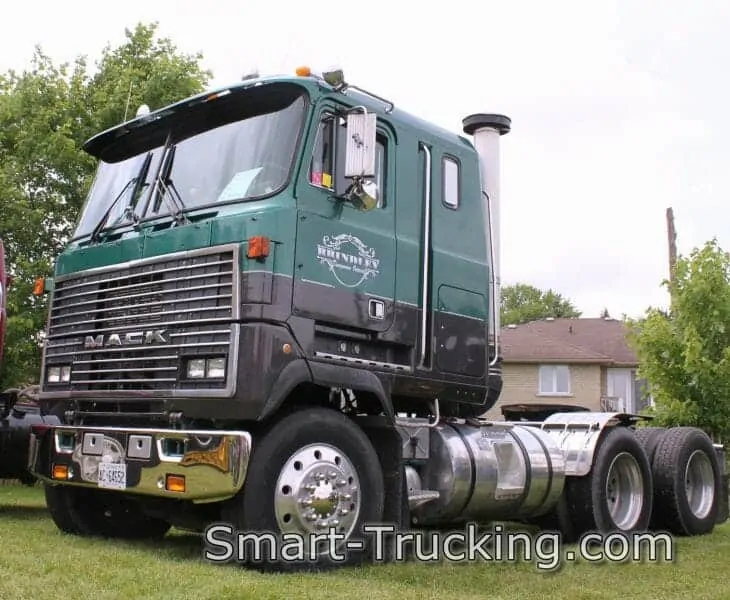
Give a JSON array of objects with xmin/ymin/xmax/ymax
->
[{"xmin": 292, "ymin": 101, "xmax": 396, "ymax": 335}]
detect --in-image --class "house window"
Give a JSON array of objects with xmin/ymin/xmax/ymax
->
[
  {"xmin": 309, "ymin": 112, "xmax": 386, "ymax": 207},
  {"xmin": 607, "ymin": 368, "xmax": 634, "ymax": 413},
  {"xmin": 443, "ymin": 156, "xmax": 460, "ymax": 209},
  {"xmin": 539, "ymin": 365, "xmax": 570, "ymax": 395}
]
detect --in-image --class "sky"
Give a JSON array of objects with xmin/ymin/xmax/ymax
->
[{"xmin": 1, "ymin": 0, "xmax": 729, "ymax": 319}]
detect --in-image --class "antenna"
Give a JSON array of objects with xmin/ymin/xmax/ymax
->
[
  {"xmin": 123, "ymin": 48, "xmax": 137, "ymax": 122},
  {"xmin": 123, "ymin": 79, "xmax": 133, "ymax": 122}
]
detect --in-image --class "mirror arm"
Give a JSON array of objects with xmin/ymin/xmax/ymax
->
[
  {"xmin": 331, "ymin": 182, "xmax": 360, "ymax": 208},
  {"xmin": 328, "ymin": 179, "xmax": 367, "ymax": 211}
]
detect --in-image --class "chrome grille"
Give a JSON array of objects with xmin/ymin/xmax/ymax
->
[{"xmin": 42, "ymin": 245, "xmax": 239, "ymax": 393}]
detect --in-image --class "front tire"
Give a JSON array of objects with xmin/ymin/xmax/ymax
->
[
  {"xmin": 220, "ymin": 407, "xmax": 385, "ymax": 571},
  {"xmin": 44, "ymin": 484, "xmax": 83, "ymax": 535},
  {"xmin": 43, "ymin": 484, "xmax": 171, "ymax": 540}
]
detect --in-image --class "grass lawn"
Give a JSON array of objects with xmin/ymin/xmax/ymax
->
[{"xmin": 0, "ymin": 482, "xmax": 727, "ymax": 600}]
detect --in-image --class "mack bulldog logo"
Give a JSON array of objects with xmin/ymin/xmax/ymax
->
[
  {"xmin": 72, "ymin": 436, "xmax": 125, "ymax": 483},
  {"xmin": 317, "ymin": 233, "xmax": 380, "ymax": 288}
]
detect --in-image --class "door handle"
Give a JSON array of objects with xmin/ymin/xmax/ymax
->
[{"xmin": 368, "ymin": 298, "xmax": 385, "ymax": 320}]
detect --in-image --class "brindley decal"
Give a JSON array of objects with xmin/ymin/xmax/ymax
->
[{"xmin": 317, "ymin": 233, "xmax": 380, "ymax": 288}]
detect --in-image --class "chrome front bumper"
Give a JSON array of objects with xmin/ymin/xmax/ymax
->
[{"xmin": 28, "ymin": 424, "xmax": 252, "ymax": 503}]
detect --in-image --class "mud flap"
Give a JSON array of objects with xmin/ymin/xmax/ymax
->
[
  {"xmin": 714, "ymin": 445, "xmax": 729, "ymax": 525},
  {"xmin": 357, "ymin": 417, "xmax": 409, "ymax": 564}
]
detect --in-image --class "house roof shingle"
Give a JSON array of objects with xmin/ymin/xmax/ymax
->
[{"xmin": 501, "ymin": 317, "xmax": 638, "ymax": 366}]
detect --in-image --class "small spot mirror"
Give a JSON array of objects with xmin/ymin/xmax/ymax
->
[{"xmin": 347, "ymin": 180, "xmax": 378, "ymax": 212}]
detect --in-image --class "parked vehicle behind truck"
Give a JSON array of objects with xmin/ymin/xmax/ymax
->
[
  {"xmin": 0, "ymin": 238, "xmax": 60, "ymax": 485},
  {"xmin": 27, "ymin": 67, "xmax": 727, "ymax": 568}
]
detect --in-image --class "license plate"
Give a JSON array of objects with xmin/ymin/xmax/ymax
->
[{"xmin": 97, "ymin": 461, "xmax": 127, "ymax": 490}]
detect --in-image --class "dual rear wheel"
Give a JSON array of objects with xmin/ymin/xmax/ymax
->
[
  {"xmin": 552, "ymin": 424, "xmax": 722, "ymax": 541},
  {"xmin": 648, "ymin": 427, "xmax": 721, "ymax": 536}
]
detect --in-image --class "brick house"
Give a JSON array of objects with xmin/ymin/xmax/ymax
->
[{"xmin": 485, "ymin": 317, "xmax": 650, "ymax": 420}]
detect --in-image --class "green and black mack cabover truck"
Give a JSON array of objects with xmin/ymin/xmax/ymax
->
[{"xmin": 28, "ymin": 67, "xmax": 727, "ymax": 567}]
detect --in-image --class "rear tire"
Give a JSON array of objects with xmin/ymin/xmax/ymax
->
[
  {"xmin": 43, "ymin": 484, "xmax": 171, "ymax": 540},
  {"xmin": 651, "ymin": 426, "xmax": 720, "ymax": 536},
  {"xmin": 633, "ymin": 426, "xmax": 666, "ymax": 464},
  {"xmin": 219, "ymin": 407, "xmax": 385, "ymax": 572},
  {"xmin": 563, "ymin": 426, "xmax": 653, "ymax": 540}
]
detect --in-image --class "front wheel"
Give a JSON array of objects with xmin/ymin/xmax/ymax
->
[
  {"xmin": 43, "ymin": 484, "xmax": 171, "ymax": 540},
  {"xmin": 220, "ymin": 407, "xmax": 385, "ymax": 571}
]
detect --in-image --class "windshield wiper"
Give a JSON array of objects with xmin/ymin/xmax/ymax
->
[
  {"xmin": 152, "ymin": 145, "xmax": 189, "ymax": 226},
  {"xmin": 88, "ymin": 152, "xmax": 153, "ymax": 244}
]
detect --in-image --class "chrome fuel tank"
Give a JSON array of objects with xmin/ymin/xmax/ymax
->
[{"xmin": 411, "ymin": 421, "xmax": 567, "ymax": 524}]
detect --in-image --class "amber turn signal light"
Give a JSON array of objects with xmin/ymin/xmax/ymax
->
[
  {"xmin": 33, "ymin": 277, "xmax": 45, "ymax": 296},
  {"xmin": 247, "ymin": 236, "xmax": 270, "ymax": 259},
  {"xmin": 52, "ymin": 464, "xmax": 68, "ymax": 480},
  {"xmin": 165, "ymin": 474, "xmax": 186, "ymax": 493}
]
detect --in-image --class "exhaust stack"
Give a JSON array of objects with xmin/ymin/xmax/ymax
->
[{"xmin": 462, "ymin": 113, "xmax": 510, "ymax": 405}]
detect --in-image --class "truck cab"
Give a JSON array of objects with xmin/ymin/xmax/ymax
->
[{"xmin": 36, "ymin": 70, "xmax": 502, "ymax": 428}]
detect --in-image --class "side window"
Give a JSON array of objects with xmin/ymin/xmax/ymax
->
[
  {"xmin": 443, "ymin": 156, "xmax": 460, "ymax": 209},
  {"xmin": 310, "ymin": 115, "xmax": 336, "ymax": 190},
  {"xmin": 309, "ymin": 113, "xmax": 387, "ymax": 208}
]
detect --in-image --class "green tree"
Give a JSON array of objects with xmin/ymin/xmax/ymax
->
[
  {"xmin": 627, "ymin": 238, "xmax": 730, "ymax": 441},
  {"xmin": 501, "ymin": 283, "xmax": 582, "ymax": 326},
  {"xmin": 0, "ymin": 22, "xmax": 211, "ymax": 389}
]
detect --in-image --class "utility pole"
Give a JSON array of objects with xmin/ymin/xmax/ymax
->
[{"xmin": 666, "ymin": 207, "xmax": 677, "ymax": 302}]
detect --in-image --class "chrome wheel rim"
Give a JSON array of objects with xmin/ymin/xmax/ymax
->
[
  {"xmin": 274, "ymin": 443, "xmax": 360, "ymax": 554},
  {"xmin": 685, "ymin": 450, "xmax": 715, "ymax": 520},
  {"xmin": 605, "ymin": 451, "xmax": 644, "ymax": 530}
]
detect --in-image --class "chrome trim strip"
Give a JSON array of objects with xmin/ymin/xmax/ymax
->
[
  {"xmin": 50, "ymin": 283, "xmax": 233, "ymax": 311},
  {"xmin": 314, "ymin": 351, "xmax": 412, "ymax": 373},
  {"xmin": 45, "ymin": 341, "xmax": 229, "ymax": 359},
  {"xmin": 50, "ymin": 293, "xmax": 233, "ymax": 322},
  {"xmin": 51, "ymin": 304, "xmax": 232, "ymax": 331},
  {"xmin": 418, "ymin": 142, "xmax": 432, "ymax": 369},
  {"xmin": 52, "ymin": 245, "xmax": 241, "ymax": 283},
  {"xmin": 51, "ymin": 270, "xmax": 234, "ymax": 305},
  {"xmin": 47, "ymin": 317, "xmax": 233, "ymax": 340}
]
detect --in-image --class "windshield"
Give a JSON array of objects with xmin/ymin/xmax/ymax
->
[
  {"xmin": 74, "ymin": 149, "xmax": 163, "ymax": 237},
  {"xmin": 73, "ymin": 88, "xmax": 307, "ymax": 239}
]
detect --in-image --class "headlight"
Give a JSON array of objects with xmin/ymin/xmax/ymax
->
[
  {"xmin": 47, "ymin": 365, "xmax": 72, "ymax": 383},
  {"xmin": 185, "ymin": 357, "xmax": 226, "ymax": 379},
  {"xmin": 186, "ymin": 359, "xmax": 206, "ymax": 379},
  {"xmin": 206, "ymin": 358, "xmax": 225, "ymax": 378},
  {"xmin": 47, "ymin": 367, "xmax": 61, "ymax": 383}
]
